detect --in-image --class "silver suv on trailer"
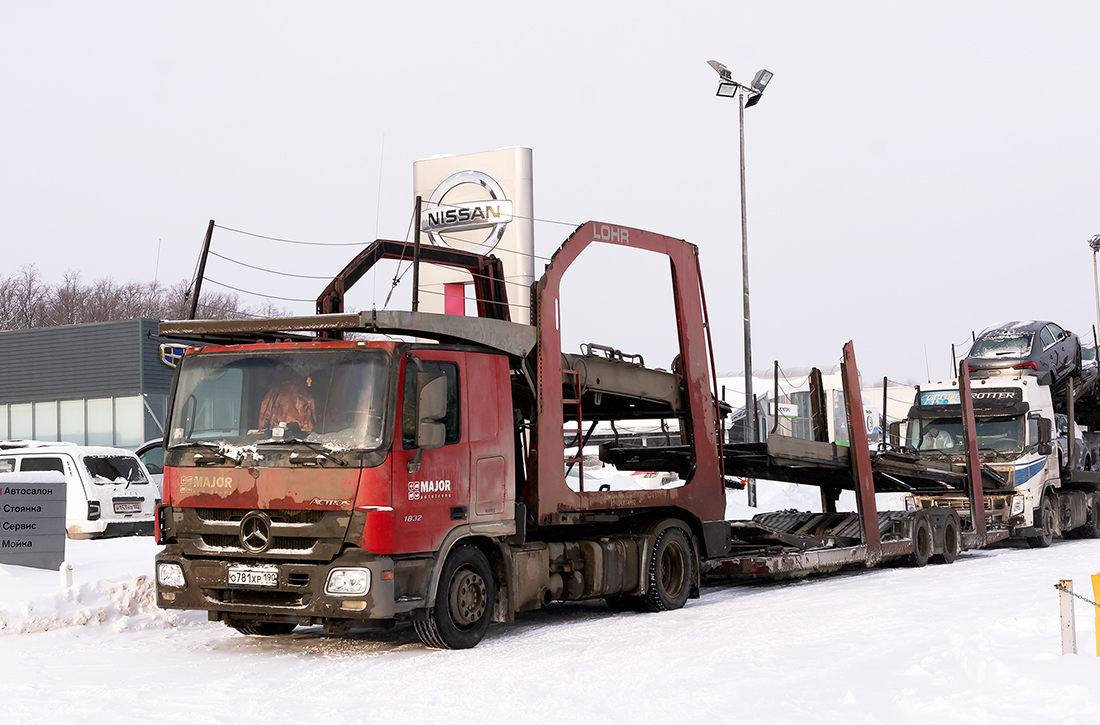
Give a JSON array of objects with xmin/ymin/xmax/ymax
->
[{"xmin": 0, "ymin": 441, "xmax": 158, "ymax": 539}]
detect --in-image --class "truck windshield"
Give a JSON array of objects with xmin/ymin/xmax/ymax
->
[
  {"xmin": 907, "ymin": 415, "xmax": 1025, "ymax": 454},
  {"xmin": 168, "ymin": 348, "xmax": 390, "ymax": 452}
]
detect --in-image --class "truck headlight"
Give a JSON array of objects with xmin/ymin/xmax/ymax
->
[
  {"xmin": 1010, "ymin": 495, "xmax": 1025, "ymax": 517},
  {"xmin": 904, "ymin": 495, "xmax": 917, "ymax": 512},
  {"xmin": 157, "ymin": 563, "xmax": 185, "ymax": 588},
  {"xmin": 326, "ymin": 568, "xmax": 370, "ymax": 596}
]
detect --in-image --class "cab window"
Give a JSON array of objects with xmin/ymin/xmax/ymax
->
[
  {"xmin": 402, "ymin": 361, "xmax": 460, "ymax": 448},
  {"xmin": 20, "ymin": 457, "xmax": 65, "ymax": 473}
]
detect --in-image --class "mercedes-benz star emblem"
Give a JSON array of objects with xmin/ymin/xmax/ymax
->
[{"xmin": 240, "ymin": 511, "xmax": 272, "ymax": 553}]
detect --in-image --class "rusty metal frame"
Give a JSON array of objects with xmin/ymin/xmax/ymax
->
[
  {"xmin": 528, "ymin": 221, "xmax": 726, "ymax": 525},
  {"xmin": 315, "ymin": 239, "xmax": 511, "ymax": 335},
  {"xmin": 841, "ymin": 341, "xmax": 881, "ymax": 557},
  {"xmin": 957, "ymin": 361, "xmax": 988, "ymax": 541}
]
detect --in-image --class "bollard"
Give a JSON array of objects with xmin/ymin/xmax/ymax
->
[
  {"xmin": 1059, "ymin": 579, "xmax": 1077, "ymax": 655},
  {"xmin": 59, "ymin": 561, "xmax": 73, "ymax": 588},
  {"xmin": 1094, "ymin": 574, "xmax": 1100, "ymax": 658}
]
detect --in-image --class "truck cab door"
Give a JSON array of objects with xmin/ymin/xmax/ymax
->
[{"xmin": 391, "ymin": 351, "xmax": 469, "ymax": 554}]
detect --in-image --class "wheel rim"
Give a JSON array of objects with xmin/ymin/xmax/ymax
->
[
  {"xmin": 660, "ymin": 541, "xmax": 686, "ymax": 599},
  {"xmin": 448, "ymin": 567, "xmax": 488, "ymax": 629}
]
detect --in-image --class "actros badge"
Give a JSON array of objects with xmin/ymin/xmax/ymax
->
[{"xmin": 420, "ymin": 170, "xmax": 514, "ymax": 255}]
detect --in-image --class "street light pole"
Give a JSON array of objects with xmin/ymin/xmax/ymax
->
[
  {"xmin": 709, "ymin": 61, "xmax": 772, "ymax": 507},
  {"xmin": 1090, "ymin": 235, "xmax": 1100, "ymax": 346},
  {"xmin": 738, "ymin": 87, "xmax": 755, "ymax": 453}
]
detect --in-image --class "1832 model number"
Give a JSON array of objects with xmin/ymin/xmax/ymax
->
[{"xmin": 404, "ymin": 515, "xmax": 422, "ymax": 522}]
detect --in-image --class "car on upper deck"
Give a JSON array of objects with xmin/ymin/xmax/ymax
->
[{"xmin": 966, "ymin": 320, "xmax": 1080, "ymax": 387}]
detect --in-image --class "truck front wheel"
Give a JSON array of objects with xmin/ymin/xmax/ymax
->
[
  {"xmin": 641, "ymin": 527, "xmax": 693, "ymax": 612},
  {"xmin": 1027, "ymin": 496, "xmax": 1056, "ymax": 548},
  {"xmin": 415, "ymin": 545, "xmax": 494, "ymax": 650}
]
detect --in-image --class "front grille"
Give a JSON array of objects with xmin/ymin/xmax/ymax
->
[
  {"xmin": 199, "ymin": 534, "xmax": 319, "ymax": 552},
  {"xmin": 178, "ymin": 506, "xmax": 351, "ymax": 561},
  {"xmin": 195, "ymin": 508, "xmax": 326, "ymax": 524}
]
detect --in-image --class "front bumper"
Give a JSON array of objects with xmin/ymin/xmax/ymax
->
[{"xmin": 156, "ymin": 545, "xmax": 395, "ymax": 622}]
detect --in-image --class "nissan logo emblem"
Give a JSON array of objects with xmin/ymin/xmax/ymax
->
[
  {"xmin": 239, "ymin": 511, "xmax": 272, "ymax": 553},
  {"xmin": 421, "ymin": 170, "xmax": 514, "ymax": 255}
]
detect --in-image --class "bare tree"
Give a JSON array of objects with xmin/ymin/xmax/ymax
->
[{"xmin": 0, "ymin": 267, "xmax": 289, "ymax": 331}]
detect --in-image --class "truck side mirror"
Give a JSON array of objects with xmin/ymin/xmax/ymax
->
[
  {"xmin": 416, "ymin": 373, "xmax": 448, "ymax": 450},
  {"xmin": 1036, "ymin": 416, "xmax": 1052, "ymax": 456},
  {"xmin": 888, "ymin": 421, "xmax": 904, "ymax": 450}
]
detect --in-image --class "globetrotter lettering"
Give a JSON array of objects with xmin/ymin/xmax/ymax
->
[{"xmin": 407, "ymin": 479, "xmax": 453, "ymax": 501}]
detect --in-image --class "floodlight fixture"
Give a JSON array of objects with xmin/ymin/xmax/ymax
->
[
  {"xmin": 716, "ymin": 81, "xmax": 740, "ymax": 97},
  {"xmin": 1089, "ymin": 234, "xmax": 1100, "ymax": 252},
  {"xmin": 707, "ymin": 59, "xmax": 732, "ymax": 82},
  {"xmin": 750, "ymin": 69, "xmax": 773, "ymax": 92}
]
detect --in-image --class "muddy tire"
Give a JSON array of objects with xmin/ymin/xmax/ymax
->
[
  {"xmin": 415, "ymin": 545, "xmax": 494, "ymax": 650},
  {"xmin": 908, "ymin": 513, "xmax": 932, "ymax": 567},
  {"xmin": 1075, "ymin": 493, "xmax": 1100, "ymax": 539},
  {"xmin": 1027, "ymin": 495, "xmax": 1056, "ymax": 548},
  {"xmin": 640, "ymin": 527, "xmax": 693, "ymax": 612},
  {"xmin": 933, "ymin": 512, "xmax": 960, "ymax": 565},
  {"xmin": 232, "ymin": 621, "xmax": 297, "ymax": 636}
]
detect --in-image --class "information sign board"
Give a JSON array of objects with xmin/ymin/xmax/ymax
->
[{"xmin": 0, "ymin": 471, "xmax": 67, "ymax": 570}]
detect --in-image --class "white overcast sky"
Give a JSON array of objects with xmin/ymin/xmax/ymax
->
[{"xmin": 3, "ymin": 2, "xmax": 1099, "ymax": 385}]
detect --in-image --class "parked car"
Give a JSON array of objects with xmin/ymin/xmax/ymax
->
[
  {"xmin": 135, "ymin": 438, "xmax": 164, "ymax": 495},
  {"xmin": 967, "ymin": 320, "xmax": 1080, "ymax": 386},
  {"xmin": 0, "ymin": 440, "xmax": 158, "ymax": 539}
]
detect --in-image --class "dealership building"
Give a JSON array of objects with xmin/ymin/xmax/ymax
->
[{"xmin": 0, "ymin": 318, "xmax": 175, "ymax": 449}]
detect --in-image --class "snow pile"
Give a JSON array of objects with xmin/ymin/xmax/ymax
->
[
  {"xmin": 0, "ymin": 575, "xmax": 182, "ymax": 635},
  {"xmin": 0, "ymin": 537, "xmax": 207, "ymax": 636}
]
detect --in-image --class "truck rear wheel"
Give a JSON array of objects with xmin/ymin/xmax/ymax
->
[
  {"xmin": 415, "ymin": 544, "xmax": 494, "ymax": 650},
  {"xmin": 908, "ymin": 513, "xmax": 932, "ymax": 567},
  {"xmin": 1075, "ymin": 493, "xmax": 1100, "ymax": 539},
  {"xmin": 641, "ymin": 527, "xmax": 693, "ymax": 612},
  {"xmin": 1027, "ymin": 495, "xmax": 1055, "ymax": 548},
  {"xmin": 932, "ymin": 512, "xmax": 960, "ymax": 565},
  {"xmin": 232, "ymin": 621, "xmax": 297, "ymax": 636}
]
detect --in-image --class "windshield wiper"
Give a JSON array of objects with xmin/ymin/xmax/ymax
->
[
  {"xmin": 168, "ymin": 441, "xmax": 242, "ymax": 464},
  {"xmin": 256, "ymin": 438, "xmax": 347, "ymax": 466}
]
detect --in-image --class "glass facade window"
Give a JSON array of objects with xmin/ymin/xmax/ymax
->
[
  {"xmin": 10, "ymin": 404, "xmax": 33, "ymax": 440},
  {"xmin": 114, "ymin": 396, "xmax": 142, "ymax": 448},
  {"xmin": 34, "ymin": 401, "xmax": 58, "ymax": 441},
  {"xmin": 87, "ymin": 398, "xmax": 114, "ymax": 446},
  {"xmin": 60, "ymin": 400, "xmax": 85, "ymax": 445},
  {"xmin": 3, "ymin": 396, "xmax": 165, "ymax": 450}
]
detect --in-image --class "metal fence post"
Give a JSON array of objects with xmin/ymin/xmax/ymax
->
[
  {"xmin": 1093, "ymin": 574, "xmax": 1100, "ymax": 657},
  {"xmin": 1060, "ymin": 579, "xmax": 1077, "ymax": 655}
]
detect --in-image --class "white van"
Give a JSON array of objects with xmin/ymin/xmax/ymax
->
[{"xmin": 0, "ymin": 441, "xmax": 158, "ymax": 539}]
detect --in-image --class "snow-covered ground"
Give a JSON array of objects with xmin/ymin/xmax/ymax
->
[{"xmin": 3, "ymin": 483, "xmax": 1100, "ymax": 725}]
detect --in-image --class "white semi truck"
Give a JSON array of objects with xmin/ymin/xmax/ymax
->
[{"xmin": 900, "ymin": 374, "xmax": 1100, "ymax": 547}]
